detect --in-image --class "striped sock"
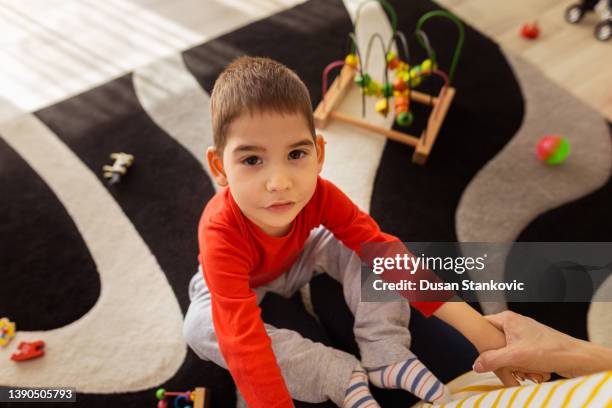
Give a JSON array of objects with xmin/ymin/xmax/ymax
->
[
  {"xmin": 366, "ymin": 357, "xmax": 451, "ymax": 404},
  {"xmin": 343, "ymin": 364, "xmax": 380, "ymax": 408}
]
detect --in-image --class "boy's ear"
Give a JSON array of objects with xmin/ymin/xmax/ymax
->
[
  {"xmin": 206, "ymin": 146, "xmax": 228, "ymax": 187},
  {"xmin": 315, "ymin": 134, "xmax": 326, "ymax": 173}
]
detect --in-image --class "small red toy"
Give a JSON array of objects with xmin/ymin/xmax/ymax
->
[
  {"xmin": 521, "ymin": 21, "xmax": 540, "ymax": 39},
  {"xmin": 10, "ymin": 340, "xmax": 45, "ymax": 361}
]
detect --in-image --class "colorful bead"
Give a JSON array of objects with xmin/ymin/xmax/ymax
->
[
  {"xmin": 396, "ymin": 111, "xmax": 414, "ymax": 126},
  {"xmin": 345, "ymin": 54, "xmax": 359, "ymax": 69},
  {"xmin": 394, "ymin": 95, "xmax": 409, "ymax": 110},
  {"xmin": 386, "ymin": 52, "xmax": 400, "ymax": 69},
  {"xmin": 393, "ymin": 77, "xmax": 407, "ymax": 92},
  {"xmin": 421, "ymin": 58, "xmax": 435, "ymax": 73},
  {"xmin": 375, "ymin": 98, "xmax": 389, "ymax": 115},
  {"xmin": 409, "ymin": 69, "xmax": 422, "ymax": 87},
  {"xmin": 364, "ymin": 81, "xmax": 378, "ymax": 96},
  {"xmin": 382, "ymin": 82, "xmax": 394, "ymax": 97},
  {"xmin": 396, "ymin": 62, "xmax": 409, "ymax": 72},
  {"xmin": 156, "ymin": 389, "xmax": 166, "ymax": 400},
  {"xmin": 355, "ymin": 73, "xmax": 371, "ymax": 88}
]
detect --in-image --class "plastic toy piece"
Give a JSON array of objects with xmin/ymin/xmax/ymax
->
[
  {"xmin": 536, "ymin": 135, "xmax": 571, "ymax": 165},
  {"xmin": 155, "ymin": 387, "xmax": 210, "ymax": 408},
  {"xmin": 102, "ymin": 152, "xmax": 134, "ymax": 185},
  {"xmin": 10, "ymin": 340, "xmax": 45, "ymax": 361},
  {"xmin": 521, "ymin": 21, "xmax": 540, "ymax": 39},
  {"xmin": 0, "ymin": 318, "xmax": 16, "ymax": 347}
]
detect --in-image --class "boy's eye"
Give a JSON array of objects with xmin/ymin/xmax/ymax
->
[
  {"xmin": 289, "ymin": 150, "xmax": 307, "ymax": 160},
  {"xmin": 242, "ymin": 156, "xmax": 261, "ymax": 166}
]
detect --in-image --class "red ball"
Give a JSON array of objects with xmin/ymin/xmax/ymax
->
[{"xmin": 521, "ymin": 22, "xmax": 539, "ymax": 39}]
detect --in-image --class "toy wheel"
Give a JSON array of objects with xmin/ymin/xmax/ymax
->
[
  {"xmin": 595, "ymin": 21, "xmax": 612, "ymax": 41},
  {"xmin": 565, "ymin": 5, "xmax": 584, "ymax": 23}
]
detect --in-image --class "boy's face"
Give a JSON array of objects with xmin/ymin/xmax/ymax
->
[{"xmin": 207, "ymin": 111, "xmax": 325, "ymax": 237}]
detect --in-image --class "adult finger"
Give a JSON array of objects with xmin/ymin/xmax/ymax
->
[{"xmin": 473, "ymin": 347, "xmax": 517, "ymax": 373}]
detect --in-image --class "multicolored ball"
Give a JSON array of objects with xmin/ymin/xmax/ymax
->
[{"xmin": 536, "ymin": 135, "xmax": 570, "ymax": 164}]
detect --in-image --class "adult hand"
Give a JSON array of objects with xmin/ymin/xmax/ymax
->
[{"xmin": 472, "ymin": 311, "xmax": 595, "ymax": 379}]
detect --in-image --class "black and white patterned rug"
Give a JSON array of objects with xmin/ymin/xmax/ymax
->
[{"xmin": 1, "ymin": 0, "xmax": 611, "ymax": 407}]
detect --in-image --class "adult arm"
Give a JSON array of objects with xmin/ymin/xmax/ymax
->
[{"xmin": 472, "ymin": 310, "xmax": 612, "ymax": 378}]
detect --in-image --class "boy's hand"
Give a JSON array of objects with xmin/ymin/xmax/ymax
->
[{"xmin": 432, "ymin": 303, "xmax": 550, "ymax": 387}]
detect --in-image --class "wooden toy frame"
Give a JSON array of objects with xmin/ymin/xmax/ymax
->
[
  {"xmin": 192, "ymin": 387, "xmax": 210, "ymax": 408},
  {"xmin": 314, "ymin": 64, "xmax": 455, "ymax": 165}
]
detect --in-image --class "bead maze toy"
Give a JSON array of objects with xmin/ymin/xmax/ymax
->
[
  {"xmin": 155, "ymin": 387, "xmax": 210, "ymax": 408},
  {"xmin": 314, "ymin": 1, "xmax": 465, "ymax": 165}
]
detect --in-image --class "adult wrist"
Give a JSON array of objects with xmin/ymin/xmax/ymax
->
[{"xmin": 561, "ymin": 338, "xmax": 610, "ymax": 377}]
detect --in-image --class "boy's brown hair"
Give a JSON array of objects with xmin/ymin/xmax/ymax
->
[{"xmin": 210, "ymin": 56, "xmax": 316, "ymax": 153}]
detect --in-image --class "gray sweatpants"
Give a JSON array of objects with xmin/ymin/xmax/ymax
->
[{"xmin": 183, "ymin": 226, "xmax": 415, "ymax": 406}]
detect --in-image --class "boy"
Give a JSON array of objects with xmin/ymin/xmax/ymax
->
[{"xmin": 183, "ymin": 56, "xmax": 520, "ymax": 408}]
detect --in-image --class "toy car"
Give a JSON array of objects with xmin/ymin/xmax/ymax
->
[{"xmin": 565, "ymin": 0, "xmax": 612, "ymax": 41}]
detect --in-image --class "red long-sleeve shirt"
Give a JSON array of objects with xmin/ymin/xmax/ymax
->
[{"xmin": 198, "ymin": 176, "xmax": 444, "ymax": 408}]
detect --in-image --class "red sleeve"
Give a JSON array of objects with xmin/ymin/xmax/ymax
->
[
  {"xmin": 318, "ymin": 178, "xmax": 445, "ymax": 317},
  {"xmin": 200, "ymin": 223, "xmax": 295, "ymax": 408}
]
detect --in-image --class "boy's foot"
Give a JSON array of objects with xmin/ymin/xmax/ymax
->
[
  {"xmin": 366, "ymin": 357, "xmax": 451, "ymax": 404},
  {"xmin": 343, "ymin": 363, "xmax": 380, "ymax": 408}
]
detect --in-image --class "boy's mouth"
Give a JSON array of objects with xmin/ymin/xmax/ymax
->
[{"xmin": 265, "ymin": 201, "xmax": 295, "ymax": 212}]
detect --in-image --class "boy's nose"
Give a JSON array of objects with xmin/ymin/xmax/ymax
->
[{"xmin": 266, "ymin": 172, "xmax": 292, "ymax": 192}]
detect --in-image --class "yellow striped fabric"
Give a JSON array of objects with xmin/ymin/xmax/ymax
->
[{"xmin": 414, "ymin": 370, "xmax": 611, "ymax": 408}]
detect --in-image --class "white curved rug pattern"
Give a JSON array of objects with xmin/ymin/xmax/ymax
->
[
  {"xmin": 133, "ymin": 54, "xmax": 214, "ymax": 183},
  {"xmin": 0, "ymin": 98, "xmax": 186, "ymax": 392},
  {"xmin": 455, "ymin": 51, "xmax": 612, "ymax": 320}
]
